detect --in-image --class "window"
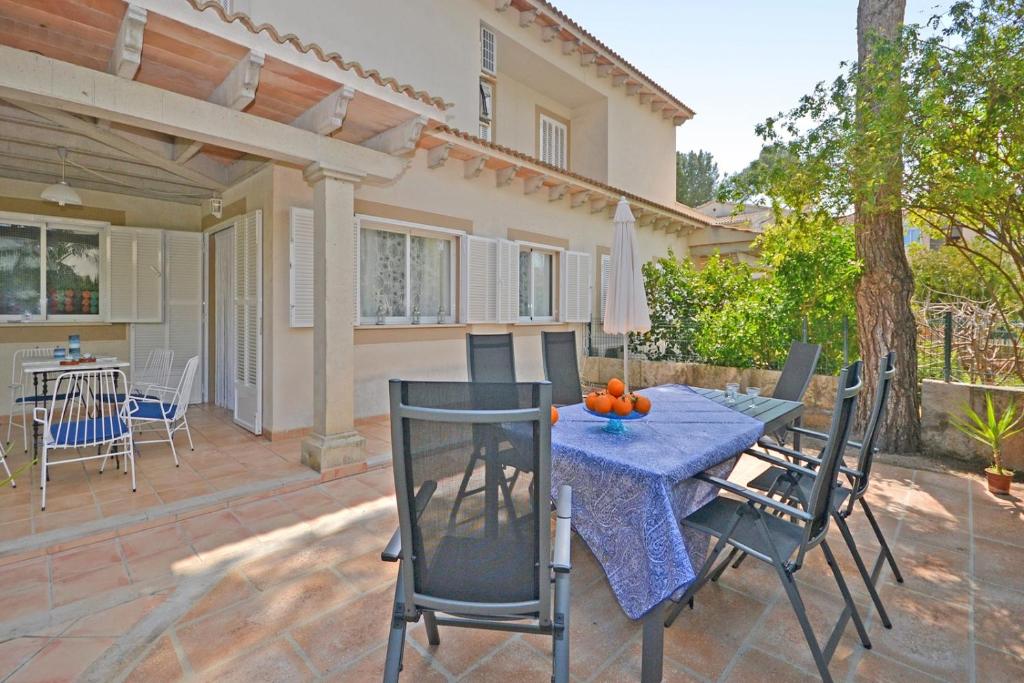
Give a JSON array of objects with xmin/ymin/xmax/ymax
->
[
  {"xmin": 539, "ymin": 113, "xmax": 568, "ymax": 170},
  {"xmin": 0, "ymin": 219, "xmax": 104, "ymax": 322},
  {"xmin": 479, "ymin": 81, "xmax": 493, "ymax": 123},
  {"xmin": 481, "ymin": 25, "xmax": 496, "ymax": 75},
  {"xmin": 358, "ymin": 218, "xmax": 456, "ymax": 325},
  {"xmin": 519, "ymin": 246, "xmax": 555, "ymax": 320}
]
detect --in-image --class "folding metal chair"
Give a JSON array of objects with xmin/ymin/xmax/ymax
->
[
  {"xmin": 127, "ymin": 355, "xmax": 199, "ymax": 467},
  {"xmin": 542, "ymin": 330, "xmax": 584, "ymax": 407},
  {"xmin": 768, "ymin": 341, "xmax": 822, "ymax": 447},
  {"xmin": 665, "ymin": 362, "xmax": 867, "ymax": 683},
  {"xmin": 729, "ymin": 352, "xmax": 903, "ymax": 632},
  {"xmin": 34, "ymin": 367, "xmax": 136, "ymax": 511},
  {"xmin": 382, "ymin": 380, "xmax": 571, "ymax": 683}
]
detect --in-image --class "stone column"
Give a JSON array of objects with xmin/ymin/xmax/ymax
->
[{"xmin": 301, "ymin": 163, "xmax": 365, "ymax": 472}]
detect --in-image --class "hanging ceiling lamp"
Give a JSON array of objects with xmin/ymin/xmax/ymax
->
[{"xmin": 40, "ymin": 147, "xmax": 82, "ymax": 207}]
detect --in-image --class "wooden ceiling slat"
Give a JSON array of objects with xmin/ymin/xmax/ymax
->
[
  {"xmin": 246, "ymin": 96, "xmax": 308, "ymax": 122},
  {"xmin": 144, "ymin": 13, "xmax": 247, "ymax": 61},
  {"xmin": 3, "ymin": 0, "xmax": 124, "ymax": 34},
  {"xmin": 141, "ymin": 27, "xmax": 240, "ymax": 79},
  {"xmin": 260, "ymin": 56, "xmax": 338, "ymax": 98},
  {"xmin": 0, "ymin": 0, "xmax": 119, "ymax": 47},
  {"xmin": 134, "ymin": 59, "xmax": 217, "ymax": 101},
  {"xmin": 138, "ymin": 43, "xmax": 232, "ymax": 96},
  {"xmin": 255, "ymin": 71, "xmax": 322, "ymax": 108},
  {"xmin": 0, "ymin": 19, "xmax": 109, "ymax": 70}
]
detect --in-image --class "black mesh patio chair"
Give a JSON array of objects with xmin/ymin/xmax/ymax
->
[
  {"xmin": 453, "ymin": 334, "xmax": 531, "ymax": 524},
  {"xmin": 542, "ymin": 331, "xmax": 584, "ymax": 407},
  {"xmin": 726, "ymin": 352, "xmax": 903, "ymax": 633},
  {"xmin": 767, "ymin": 341, "xmax": 822, "ymax": 447},
  {"xmin": 381, "ymin": 380, "xmax": 572, "ymax": 683},
  {"xmin": 665, "ymin": 362, "xmax": 868, "ymax": 683}
]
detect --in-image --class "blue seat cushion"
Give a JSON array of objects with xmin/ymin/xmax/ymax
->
[
  {"xmin": 15, "ymin": 393, "xmax": 74, "ymax": 404},
  {"xmin": 49, "ymin": 417, "xmax": 129, "ymax": 446},
  {"xmin": 130, "ymin": 401, "xmax": 177, "ymax": 420}
]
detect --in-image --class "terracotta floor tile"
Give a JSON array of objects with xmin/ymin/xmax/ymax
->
[
  {"xmin": 410, "ymin": 613, "xmax": 514, "ymax": 676},
  {"xmin": 202, "ymin": 638, "xmax": 315, "ymax": 682},
  {"xmin": 290, "ymin": 585, "xmax": 394, "ymax": 674},
  {"xmin": 460, "ymin": 639, "xmax": 559, "ymax": 682},
  {"xmin": 0, "ymin": 518, "xmax": 33, "ymax": 541},
  {"xmin": 120, "ymin": 524, "xmax": 190, "ymax": 560},
  {"xmin": 319, "ymin": 477, "xmax": 387, "ymax": 508},
  {"xmin": 0, "ymin": 637, "xmax": 50, "ymax": 680},
  {"xmin": 51, "ymin": 539, "xmax": 123, "ymax": 582},
  {"xmin": 723, "ymin": 647, "xmax": 820, "ymax": 683},
  {"xmin": 177, "ymin": 569, "xmax": 354, "ymax": 673},
  {"xmin": 885, "ymin": 539, "xmax": 970, "ymax": 603},
  {"xmin": 189, "ymin": 526, "xmax": 255, "ymax": 560},
  {"xmin": 852, "ymin": 650, "xmax": 947, "ymax": 682},
  {"xmin": 180, "ymin": 570, "xmax": 256, "ymax": 624},
  {"xmin": 663, "ymin": 583, "xmax": 768, "ymax": 678},
  {"xmin": 975, "ymin": 643, "xmax": 1024, "ymax": 683},
  {"xmin": 65, "ymin": 594, "xmax": 166, "ymax": 637},
  {"xmin": 99, "ymin": 492, "xmax": 164, "ymax": 517},
  {"xmin": 242, "ymin": 526, "xmax": 378, "ymax": 590},
  {"xmin": 33, "ymin": 506, "xmax": 101, "ymax": 532},
  {"xmin": 593, "ymin": 640, "xmax": 704, "ymax": 683},
  {"xmin": 6, "ymin": 636, "xmax": 114, "ymax": 683},
  {"xmin": 2, "ymin": 584, "xmax": 50, "ymax": 622},
  {"xmin": 336, "ymin": 550, "xmax": 397, "ymax": 594},
  {"xmin": 126, "ymin": 545, "xmax": 200, "ymax": 582},
  {"xmin": 52, "ymin": 562, "xmax": 132, "ymax": 608},
  {"xmin": 973, "ymin": 499, "xmax": 1024, "ymax": 547},
  {"xmin": 325, "ymin": 643, "xmax": 443, "ymax": 682},
  {"xmin": 123, "ymin": 635, "xmax": 183, "ymax": 683},
  {"xmin": 974, "ymin": 580, "xmax": 1024, "ymax": 659},
  {"xmin": 180, "ymin": 509, "xmax": 244, "ymax": 541},
  {"xmin": 0, "ymin": 556, "xmax": 49, "ymax": 596},
  {"xmin": 974, "ymin": 536, "xmax": 1024, "ymax": 593},
  {"xmin": 897, "ymin": 508, "xmax": 970, "ymax": 553},
  {"xmin": 37, "ymin": 489, "xmax": 96, "ymax": 514},
  {"xmin": 870, "ymin": 585, "xmax": 971, "ymax": 680},
  {"xmin": 155, "ymin": 482, "xmax": 216, "ymax": 504},
  {"xmin": 355, "ymin": 468, "xmax": 397, "ymax": 497}
]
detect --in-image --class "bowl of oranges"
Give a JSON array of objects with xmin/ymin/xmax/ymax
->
[{"xmin": 582, "ymin": 378, "xmax": 652, "ymax": 434}]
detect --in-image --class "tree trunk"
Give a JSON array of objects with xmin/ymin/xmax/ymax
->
[{"xmin": 854, "ymin": 0, "xmax": 921, "ymax": 453}]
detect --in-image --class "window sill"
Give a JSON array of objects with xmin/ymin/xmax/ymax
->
[
  {"xmin": 355, "ymin": 323, "xmax": 466, "ymax": 330},
  {"xmin": 1, "ymin": 320, "xmax": 113, "ymax": 327},
  {"xmin": 515, "ymin": 320, "xmax": 565, "ymax": 326}
]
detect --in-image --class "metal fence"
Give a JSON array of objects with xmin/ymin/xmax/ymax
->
[{"xmin": 917, "ymin": 308, "xmax": 1024, "ymax": 386}]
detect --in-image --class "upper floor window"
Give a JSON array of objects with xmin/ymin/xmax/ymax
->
[
  {"xmin": 519, "ymin": 246, "xmax": 555, "ymax": 321},
  {"xmin": 0, "ymin": 220, "xmax": 104, "ymax": 322},
  {"xmin": 539, "ymin": 113, "xmax": 568, "ymax": 170},
  {"xmin": 358, "ymin": 218, "xmax": 456, "ymax": 325},
  {"xmin": 481, "ymin": 25, "xmax": 496, "ymax": 75}
]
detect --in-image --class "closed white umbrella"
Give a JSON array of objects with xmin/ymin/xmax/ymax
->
[{"xmin": 602, "ymin": 197, "xmax": 651, "ymax": 391}]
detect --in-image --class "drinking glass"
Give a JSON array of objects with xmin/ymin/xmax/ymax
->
[{"xmin": 725, "ymin": 382, "xmax": 740, "ymax": 404}]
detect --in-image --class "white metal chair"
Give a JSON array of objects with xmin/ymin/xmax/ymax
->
[
  {"xmin": 7, "ymin": 347, "xmax": 57, "ymax": 452},
  {"xmin": 0, "ymin": 439, "xmax": 14, "ymax": 488},
  {"xmin": 98, "ymin": 349, "xmax": 174, "ymax": 405},
  {"xmin": 128, "ymin": 355, "xmax": 198, "ymax": 466},
  {"xmin": 33, "ymin": 368, "xmax": 136, "ymax": 510}
]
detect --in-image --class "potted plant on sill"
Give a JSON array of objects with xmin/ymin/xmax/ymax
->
[{"xmin": 951, "ymin": 392, "xmax": 1021, "ymax": 495}]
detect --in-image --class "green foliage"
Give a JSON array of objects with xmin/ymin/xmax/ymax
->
[
  {"xmin": 675, "ymin": 150, "xmax": 719, "ymax": 207},
  {"xmin": 950, "ymin": 393, "xmax": 1023, "ymax": 474}
]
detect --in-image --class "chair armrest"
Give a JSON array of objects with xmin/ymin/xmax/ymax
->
[
  {"xmin": 743, "ymin": 448, "xmax": 820, "ymax": 478},
  {"xmin": 695, "ymin": 472, "xmax": 813, "ymax": 521},
  {"xmin": 32, "ymin": 407, "xmax": 47, "ymax": 425},
  {"xmin": 381, "ymin": 529, "xmax": 402, "ymax": 562},
  {"xmin": 755, "ymin": 442, "xmax": 865, "ymax": 481},
  {"xmin": 758, "ymin": 441, "xmax": 824, "ymax": 467},
  {"xmin": 380, "ymin": 480, "xmax": 437, "ymax": 562},
  {"xmin": 552, "ymin": 485, "xmax": 572, "ymax": 573},
  {"xmin": 788, "ymin": 426, "xmax": 828, "ymax": 442}
]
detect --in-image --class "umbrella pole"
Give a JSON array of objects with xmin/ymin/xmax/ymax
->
[{"xmin": 623, "ymin": 338, "xmax": 630, "ymax": 393}]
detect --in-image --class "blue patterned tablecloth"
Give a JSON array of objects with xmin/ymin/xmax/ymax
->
[{"xmin": 549, "ymin": 384, "xmax": 764, "ymax": 619}]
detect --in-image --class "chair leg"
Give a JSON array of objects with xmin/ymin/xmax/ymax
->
[
  {"xmin": 20, "ymin": 400, "xmax": 28, "ymax": 453},
  {"xmin": 709, "ymin": 547, "xmax": 741, "ymax": 582},
  {"xmin": 40, "ymin": 447, "xmax": 47, "ymax": 511},
  {"xmin": 834, "ymin": 511, "xmax": 892, "ymax": 629},
  {"xmin": 165, "ymin": 421, "xmax": 180, "ymax": 467},
  {"xmin": 665, "ymin": 514, "xmax": 743, "ymax": 627},
  {"xmin": 423, "ymin": 611, "xmax": 440, "ymax": 646},
  {"xmin": 774, "ymin": 558, "xmax": 834, "ymax": 683},
  {"xmin": 0, "ymin": 446, "xmax": 14, "ymax": 488},
  {"xmin": 127, "ymin": 438, "xmax": 137, "ymax": 493},
  {"xmin": 860, "ymin": 499, "xmax": 903, "ymax": 584},
  {"xmin": 383, "ymin": 574, "xmax": 409, "ymax": 683},
  {"xmin": 552, "ymin": 567, "xmax": 571, "ymax": 683},
  {"xmin": 448, "ymin": 452, "xmax": 481, "ymax": 530},
  {"xmin": 820, "ymin": 540, "xmax": 871, "ymax": 652},
  {"xmin": 182, "ymin": 416, "xmax": 195, "ymax": 451}
]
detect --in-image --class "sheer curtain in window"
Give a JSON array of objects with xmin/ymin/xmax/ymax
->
[
  {"xmin": 360, "ymin": 228, "xmax": 406, "ymax": 320},
  {"xmin": 0, "ymin": 223, "xmax": 41, "ymax": 317}
]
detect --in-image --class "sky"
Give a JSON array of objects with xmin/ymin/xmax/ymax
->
[{"xmin": 552, "ymin": 0, "xmax": 953, "ymax": 175}]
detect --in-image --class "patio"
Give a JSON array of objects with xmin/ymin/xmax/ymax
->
[{"xmin": 0, "ymin": 440, "xmax": 1021, "ymax": 682}]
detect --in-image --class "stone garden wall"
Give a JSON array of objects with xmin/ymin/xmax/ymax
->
[{"xmin": 921, "ymin": 379, "xmax": 1024, "ymax": 470}]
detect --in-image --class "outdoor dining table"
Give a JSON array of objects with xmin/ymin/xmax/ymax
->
[
  {"xmin": 549, "ymin": 383, "xmax": 803, "ymax": 683},
  {"xmin": 21, "ymin": 356, "xmax": 130, "ymax": 458}
]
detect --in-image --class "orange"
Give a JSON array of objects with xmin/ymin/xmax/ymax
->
[
  {"xmin": 584, "ymin": 391, "xmax": 599, "ymax": 411},
  {"xmin": 592, "ymin": 393, "xmax": 613, "ymax": 414},
  {"xmin": 551, "ymin": 406, "xmax": 559, "ymax": 425},
  {"xmin": 607, "ymin": 378, "xmax": 625, "ymax": 398},
  {"xmin": 613, "ymin": 396, "xmax": 633, "ymax": 416},
  {"xmin": 634, "ymin": 395, "xmax": 652, "ymax": 414}
]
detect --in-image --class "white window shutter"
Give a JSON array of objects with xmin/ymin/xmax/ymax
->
[
  {"xmin": 107, "ymin": 227, "xmax": 136, "ymax": 321},
  {"xmin": 539, "ymin": 115, "xmax": 567, "ymax": 169},
  {"xmin": 164, "ymin": 230, "xmax": 204, "ymax": 403},
  {"xmin": 461, "ymin": 235, "xmax": 497, "ymax": 323},
  {"xmin": 496, "ymin": 239, "xmax": 519, "ymax": 323},
  {"xmin": 289, "ymin": 207, "xmax": 314, "ymax": 327},
  {"xmin": 134, "ymin": 229, "xmax": 163, "ymax": 323},
  {"xmin": 600, "ymin": 253, "xmax": 611, "ymax": 320},
  {"xmin": 560, "ymin": 251, "xmax": 592, "ymax": 323},
  {"xmin": 481, "ymin": 25, "xmax": 496, "ymax": 75}
]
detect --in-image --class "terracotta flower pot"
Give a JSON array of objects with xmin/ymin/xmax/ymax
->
[{"xmin": 985, "ymin": 467, "xmax": 1013, "ymax": 495}]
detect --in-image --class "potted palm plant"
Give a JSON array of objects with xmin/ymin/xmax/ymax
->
[{"xmin": 951, "ymin": 393, "xmax": 1021, "ymax": 495}]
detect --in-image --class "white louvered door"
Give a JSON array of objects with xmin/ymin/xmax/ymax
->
[
  {"xmin": 460, "ymin": 235, "xmax": 497, "ymax": 323},
  {"xmin": 560, "ymin": 251, "xmax": 592, "ymax": 323},
  {"xmin": 233, "ymin": 210, "xmax": 263, "ymax": 434},
  {"xmin": 214, "ymin": 228, "xmax": 236, "ymax": 410},
  {"xmin": 496, "ymin": 239, "xmax": 519, "ymax": 323},
  {"xmin": 289, "ymin": 207, "xmax": 314, "ymax": 327}
]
